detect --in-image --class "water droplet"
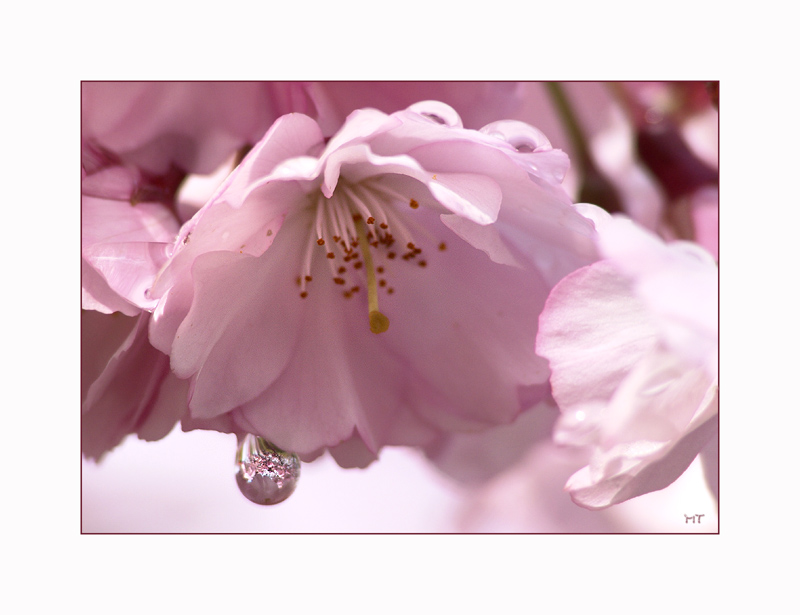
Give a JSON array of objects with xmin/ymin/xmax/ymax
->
[
  {"xmin": 480, "ymin": 120, "xmax": 552, "ymax": 152},
  {"xmin": 406, "ymin": 101, "xmax": 463, "ymax": 128},
  {"xmin": 235, "ymin": 435, "xmax": 301, "ymax": 505}
]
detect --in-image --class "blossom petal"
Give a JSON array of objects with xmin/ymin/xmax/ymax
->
[
  {"xmin": 83, "ymin": 241, "xmax": 172, "ymax": 310},
  {"xmin": 566, "ymin": 407, "xmax": 718, "ymax": 510},
  {"xmin": 537, "ymin": 260, "xmax": 659, "ymax": 409},
  {"xmin": 213, "ymin": 112, "xmax": 325, "ymax": 207},
  {"xmin": 82, "ymin": 313, "xmax": 186, "ymax": 460},
  {"xmin": 81, "ymin": 178, "xmax": 180, "ymax": 310},
  {"xmin": 376, "ymin": 206, "xmax": 552, "ymax": 430},
  {"xmin": 82, "ymin": 257, "xmax": 140, "ymax": 316},
  {"xmin": 426, "ymin": 173, "xmax": 502, "ymax": 225},
  {"xmin": 439, "ymin": 213, "xmax": 521, "ymax": 267}
]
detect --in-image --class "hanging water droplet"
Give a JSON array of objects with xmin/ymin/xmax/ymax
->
[{"xmin": 235, "ymin": 434, "xmax": 301, "ymax": 505}]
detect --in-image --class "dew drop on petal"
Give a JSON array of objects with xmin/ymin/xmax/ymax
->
[
  {"xmin": 480, "ymin": 120, "xmax": 552, "ymax": 152},
  {"xmin": 235, "ymin": 434, "xmax": 301, "ymax": 505},
  {"xmin": 406, "ymin": 101, "xmax": 463, "ymax": 128}
]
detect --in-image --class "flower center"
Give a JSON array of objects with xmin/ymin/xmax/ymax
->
[{"xmin": 296, "ymin": 178, "xmax": 436, "ymax": 334}]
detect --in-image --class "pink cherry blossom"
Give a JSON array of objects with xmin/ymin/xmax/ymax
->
[
  {"xmin": 148, "ymin": 102, "xmax": 598, "ymax": 466},
  {"xmin": 536, "ymin": 205, "xmax": 718, "ymax": 509}
]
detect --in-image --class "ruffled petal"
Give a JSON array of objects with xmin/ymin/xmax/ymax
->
[{"xmin": 566, "ymin": 403, "xmax": 718, "ymax": 510}]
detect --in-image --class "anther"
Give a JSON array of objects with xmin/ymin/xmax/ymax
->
[
  {"xmin": 334, "ymin": 277, "xmax": 346, "ymax": 285},
  {"xmin": 409, "ymin": 199, "xmax": 419, "ymax": 209},
  {"xmin": 439, "ymin": 242, "xmax": 447, "ymax": 251},
  {"xmin": 327, "ymin": 252, "xmax": 335, "ymax": 259},
  {"xmin": 367, "ymin": 216, "xmax": 375, "ymax": 224},
  {"xmin": 317, "ymin": 238, "xmax": 325, "ymax": 246}
]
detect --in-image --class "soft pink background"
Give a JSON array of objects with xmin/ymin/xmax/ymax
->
[{"xmin": 82, "ymin": 425, "xmax": 717, "ymax": 533}]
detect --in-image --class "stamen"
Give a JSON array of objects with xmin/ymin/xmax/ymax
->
[
  {"xmin": 341, "ymin": 184, "xmax": 376, "ymax": 229},
  {"xmin": 355, "ymin": 215, "xmax": 389, "ymax": 334},
  {"xmin": 328, "ymin": 197, "xmax": 350, "ymax": 251},
  {"xmin": 299, "ymin": 228, "xmax": 319, "ymax": 293},
  {"xmin": 298, "ymin": 178, "xmax": 429, "ymax": 307},
  {"xmin": 314, "ymin": 194, "xmax": 327, "ymax": 244}
]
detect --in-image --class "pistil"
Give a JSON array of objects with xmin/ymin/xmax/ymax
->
[{"xmin": 354, "ymin": 214, "xmax": 390, "ymax": 334}]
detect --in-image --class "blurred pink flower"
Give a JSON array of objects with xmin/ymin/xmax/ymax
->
[
  {"xmin": 148, "ymin": 102, "xmax": 598, "ymax": 467},
  {"xmin": 423, "ymin": 397, "xmax": 559, "ymax": 485},
  {"xmin": 536, "ymin": 205, "xmax": 718, "ymax": 509},
  {"xmin": 82, "ymin": 81, "xmax": 315, "ymax": 176}
]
